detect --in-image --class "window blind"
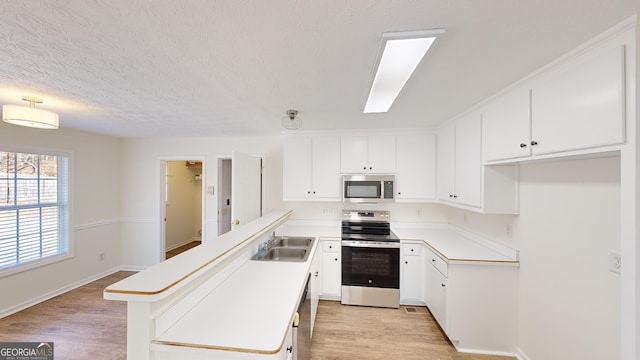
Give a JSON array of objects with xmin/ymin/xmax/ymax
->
[{"xmin": 0, "ymin": 151, "xmax": 69, "ymax": 271}]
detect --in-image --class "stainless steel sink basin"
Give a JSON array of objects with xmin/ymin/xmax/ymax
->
[
  {"xmin": 254, "ymin": 247, "xmax": 309, "ymax": 262},
  {"xmin": 252, "ymin": 236, "xmax": 316, "ymax": 262},
  {"xmin": 273, "ymin": 236, "xmax": 314, "ymax": 248}
]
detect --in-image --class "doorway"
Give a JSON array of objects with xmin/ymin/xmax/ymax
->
[
  {"xmin": 217, "ymin": 152, "xmax": 263, "ymax": 236},
  {"xmin": 161, "ymin": 159, "xmax": 204, "ymax": 260}
]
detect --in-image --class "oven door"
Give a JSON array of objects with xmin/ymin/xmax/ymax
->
[{"xmin": 341, "ymin": 241, "xmax": 400, "ymax": 289}]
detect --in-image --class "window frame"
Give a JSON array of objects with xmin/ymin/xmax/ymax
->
[{"xmin": 0, "ymin": 145, "xmax": 73, "ymax": 278}]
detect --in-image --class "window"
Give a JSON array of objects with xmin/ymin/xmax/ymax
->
[{"xmin": 0, "ymin": 150, "xmax": 69, "ymax": 274}]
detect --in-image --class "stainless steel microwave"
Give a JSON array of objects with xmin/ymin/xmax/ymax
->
[{"xmin": 342, "ymin": 175, "xmax": 395, "ymax": 203}]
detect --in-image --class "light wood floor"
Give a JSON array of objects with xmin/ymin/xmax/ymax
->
[
  {"xmin": 0, "ymin": 271, "xmax": 515, "ymax": 360},
  {"xmin": 312, "ymin": 301, "xmax": 514, "ymax": 360},
  {"xmin": 165, "ymin": 240, "xmax": 200, "ymax": 259}
]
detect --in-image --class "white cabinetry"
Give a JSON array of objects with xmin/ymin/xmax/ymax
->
[
  {"xmin": 283, "ymin": 136, "xmax": 341, "ymax": 201},
  {"xmin": 482, "ymin": 88, "xmax": 532, "ymax": 162},
  {"xmin": 396, "ymin": 134, "xmax": 436, "ymax": 202},
  {"xmin": 437, "ymin": 113, "xmax": 482, "ymax": 208},
  {"xmin": 437, "ymin": 113, "xmax": 518, "ymax": 214},
  {"xmin": 341, "ymin": 135, "xmax": 396, "ymax": 174},
  {"xmin": 320, "ymin": 239, "xmax": 341, "ymax": 299},
  {"xmin": 482, "ymin": 27, "xmax": 629, "ymax": 163},
  {"xmin": 400, "ymin": 242, "xmax": 424, "ymax": 304},
  {"xmin": 310, "ymin": 244, "xmax": 322, "ymax": 337},
  {"xmin": 423, "ymin": 246, "xmax": 517, "ymax": 353},
  {"xmin": 531, "ymin": 44, "xmax": 625, "ymax": 155}
]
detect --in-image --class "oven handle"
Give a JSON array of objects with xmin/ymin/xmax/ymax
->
[{"xmin": 341, "ymin": 240, "xmax": 400, "ymax": 249}]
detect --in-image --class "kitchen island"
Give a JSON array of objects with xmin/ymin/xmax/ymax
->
[{"xmin": 104, "ymin": 210, "xmax": 324, "ymax": 360}]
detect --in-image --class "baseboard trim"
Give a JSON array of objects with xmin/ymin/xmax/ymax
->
[
  {"xmin": 0, "ymin": 266, "xmax": 126, "ymax": 319},
  {"xmin": 516, "ymin": 348, "xmax": 531, "ymax": 360},
  {"xmin": 166, "ymin": 238, "xmax": 201, "ymax": 252}
]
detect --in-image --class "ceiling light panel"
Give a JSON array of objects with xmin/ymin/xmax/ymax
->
[{"xmin": 364, "ymin": 29, "xmax": 444, "ymax": 113}]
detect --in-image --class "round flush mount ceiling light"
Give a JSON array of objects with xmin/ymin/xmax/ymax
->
[
  {"xmin": 281, "ymin": 110, "xmax": 302, "ymax": 130},
  {"xmin": 2, "ymin": 96, "xmax": 59, "ymax": 129}
]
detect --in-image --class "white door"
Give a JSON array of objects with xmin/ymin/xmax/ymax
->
[{"xmin": 231, "ymin": 151, "xmax": 262, "ymax": 230}]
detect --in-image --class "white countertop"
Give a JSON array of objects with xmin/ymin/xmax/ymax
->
[
  {"xmin": 392, "ymin": 225, "xmax": 518, "ymax": 263},
  {"xmin": 104, "ymin": 210, "xmax": 292, "ymax": 302},
  {"xmin": 155, "ymin": 236, "xmax": 318, "ymax": 354}
]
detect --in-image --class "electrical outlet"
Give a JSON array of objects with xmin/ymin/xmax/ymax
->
[
  {"xmin": 99, "ymin": 253, "xmax": 105, "ymax": 261},
  {"xmin": 609, "ymin": 251, "xmax": 621, "ymax": 274}
]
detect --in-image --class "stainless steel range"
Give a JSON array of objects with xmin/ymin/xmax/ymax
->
[{"xmin": 341, "ymin": 210, "xmax": 400, "ymax": 308}]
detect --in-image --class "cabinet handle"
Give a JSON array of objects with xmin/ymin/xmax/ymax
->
[
  {"xmin": 449, "ymin": 194, "xmax": 453, "ymax": 198},
  {"xmin": 453, "ymin": 195, "xmax": 458, "ymax": 199},
  {"xmin": 287, "ymin": 346, "xmax": 293, "ymax": 353},
  {"xmin": 398, "ymin": 192, "xmax": 401, "ymax": 195},
  {"xmin": 363, "ymin": 166, "xmax": 367, "ymax": 170},
  {"xmin": 410, "ymin": 248, "xmax": 414, "ymax": 252},
  {"xmin": 314, "ymin": 272, "xmax": 319, "ymax": 277},
  {"xmin": 431, "ymin": 259, "xmax": 436, "ymax": 262},
  {"xmin": 369, "ymin": 167, "xmax": 372, "ymax": 170},
  {"xmin": 405, "ymin": 261, "xmax": 408, "ymax": 264},
  {"xmin": 313, "ymin": 191, "xmax": 316, "ymax": 194},
  {"xmin": 335, "ymin": 258, "xmax": 338, "ymax": 261},
  {"xmin": 519, "ymin": 143, "xmax": 527, "ymax": 148},
  {"xmin": 531, "ymin": 140, "xmax": 538, "ymax": 146},
  {"xmin": 329, "ymin": 245, "xmax": 332, "ymax": 249},
  {"xmin": 441, "ymin": 283, "xmax": 446, "ymax": 287}
]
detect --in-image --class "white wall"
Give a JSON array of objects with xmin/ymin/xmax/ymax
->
[
  {"xmin": 119, "ymin": 136, "xmax": 283, "ymax": 268},
  {"xmin": 450, "ymin": 156, "xmax": 621, "ymax": 360},
  {"xmin": 0, "ymin": 122, "xmax": 121, "ymax": 314}
]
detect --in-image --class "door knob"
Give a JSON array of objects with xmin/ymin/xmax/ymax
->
[{"xmin": 234, "ymin": 219, "xmax": 240, "ymax": 225}]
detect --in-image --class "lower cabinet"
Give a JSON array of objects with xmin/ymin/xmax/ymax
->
[
  {"xmin": 320, "ymin": 239, "xmax": 341, "ymax": 299},
  {"xmin": 423, "ymin": 245, "xmax": 517, "ymax": 354},
  {"xmin": 400, "ymin": 242, "xmax": 424, "ymax": 304},
  {"xmin": 310, "ymin": 243, "xmax": 321, "ymax": 337}
]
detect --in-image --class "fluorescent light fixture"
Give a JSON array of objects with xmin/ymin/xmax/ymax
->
[
  {"xmin": 364, "ymin": 29, "xmax": 444, "ymax": 113},
  {"xmin": 3, "ymin": 96, "xmax": 59, "ymax": 129}
]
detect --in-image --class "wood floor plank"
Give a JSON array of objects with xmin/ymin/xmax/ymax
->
[{"xmin": 0, "ymin": 272, "xmax": 516, "ymax": 360}]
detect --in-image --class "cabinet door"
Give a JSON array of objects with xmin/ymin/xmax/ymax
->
[
  {"xmin": 322, "ymin": 250, "xmax": 341, "ymax": 297},
  {"xmin": 425, "ymin": 261, "xmax": 448, "ymax": 332},
  {"xmin": 310, "ymin": 246, "xmax": 321, "ymax": 337},
  {"xmin": 311, "ymin": 136, "xmax": 341, "ymax": 199},
  {"xmin": 396, "ymin": 134, "xmax": 436, "ymax": 201},
  {"xmin": 401, "ymin": 255, "xmax": 423, "ymax": 302},
  {"xmin": 532, "ymin": 45, "xmax": 625, "ymax": 155},
  {"xmin": 436, "ymin": 125, "xmax": 456, "ymax": 202},
  {"xmin": 283, "ymin": 136, "xmax": 312, "ymax": 199},
  {"xmin": 368, "ymin": 135, "xmax": 396, "ymax": 173},
  {"xmin": 454, "ymin": 114, "xmax": 482, "ymax": 208},
  {"xmin": 482, "ymin": 89, "xmax": 532, "ymax": 162},
  {"xmin": 340, "ymin": 136, "xmax": 368, "ymax": 173}
]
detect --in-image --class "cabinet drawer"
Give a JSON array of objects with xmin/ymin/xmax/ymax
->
[
  {"xmin": 425, "ymin": 246, "xmax": 448, "ymax": 277},
  {"xmin": 401, "ymin": 243, "xmax": 422, "ymax": 256},
  {"xmin": 322, "ymin": 240, "xmax": 340, "ymax": 253}
]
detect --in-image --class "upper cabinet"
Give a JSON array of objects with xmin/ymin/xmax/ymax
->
[
  {"xmin": 396, "ymin": 134, "xmax": 436, "ymax": 202},
  {"xmin": 283, "ymin": 136, "xmax": 341, "ymax": 201},
  {"xmin": 531, "ymin": 44, "xmax": 625, "ymax": 155},
  {"xmin": 482, "ymin": 88, "xmax": 532, "ymax": 162},
  {"xmin": 437, "ymin": 113, "xmax": 482, "ymax": 208},
  {"xmin": 341, "ymin": 135, "xmax": 396, "ymax": 174},
  {"xmin": 438, "ymin": 112, "xmax": 519, "ymax": 214},
  {"xmin": 482, "ymin": 26, "xmax": 631, "ymax": 164}
]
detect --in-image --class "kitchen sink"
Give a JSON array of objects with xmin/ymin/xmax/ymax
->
[
  {"xmin": 254, "ymin": 247, "xmax": 309, "ymax": 262},
  {"xmin": 273, "ymin": 236, "xmax": 314, "ymax": 248},
  {"xmin": 251, "ymin": 236, "xmax": 316, "ymax": 262}
]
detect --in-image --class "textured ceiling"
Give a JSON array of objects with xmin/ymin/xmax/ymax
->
[{"xmin": 0, "ymin": 1, "xmax": 638, "ymax": 138}]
